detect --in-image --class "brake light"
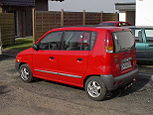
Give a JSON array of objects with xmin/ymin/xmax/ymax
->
[{"xmin": 106, "ymin": 33, "xmax": 114, "ymax": 53}]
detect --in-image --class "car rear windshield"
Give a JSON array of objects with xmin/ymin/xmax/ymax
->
[
  {"xmin": 99, "ymin": 23, "xmax": 115, "ymax": 26},
  {"xmin": 112, "ymin": 31, "xmax": 135, "ymax": 53}
]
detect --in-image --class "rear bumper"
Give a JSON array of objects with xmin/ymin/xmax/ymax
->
[{"xmin": 101, "ymin": 68, "xmax": 139, "ymax": 91}]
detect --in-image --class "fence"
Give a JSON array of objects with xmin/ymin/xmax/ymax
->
[
  {"xmin": 0, "ymin": 13, "xmax": 15, "ymax": 46},
  {"xmin": 33, "ymin": 9, "xmax": 119, "ymax": 42}
]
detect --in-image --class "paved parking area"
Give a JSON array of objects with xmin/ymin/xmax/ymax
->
[{"xmin": 0, "ymin": 55, "xmax": 153, "ymax": 115}]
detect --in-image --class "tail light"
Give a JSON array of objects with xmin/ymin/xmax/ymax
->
[{"xmin": 106, "ymin": 33, "xmax": 114, "ymax": 53}]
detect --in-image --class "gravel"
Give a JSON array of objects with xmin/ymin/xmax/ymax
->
[{"xmin": 0, "ymin": 55, "xmax": 153, "ymax": 115}]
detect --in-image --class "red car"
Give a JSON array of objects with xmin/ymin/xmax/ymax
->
[
  {"xmin": 16, "ymin": 26, "xmax": 138, "ymax": 101},
  {"xmin": 99, "ymin": 21, "xmax": 131, "ymax": 27}
]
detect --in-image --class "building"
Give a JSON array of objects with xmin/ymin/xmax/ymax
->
[
  {"xmin": 115, "ymin": 0, "xmax": 136, "ymax": 25},
  {"xmin": 115, "ymin": 0, "xmax": 153, "ymax": 26},
  {"xmin": 0, "ymin": 0, "xmax": 62, "ymax": 37},
  {"xmin": 136, "ymin": 0, "xmax": 153, "ymax": 26}
]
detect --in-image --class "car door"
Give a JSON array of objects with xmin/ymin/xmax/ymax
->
[
  {"xmin": 144, "ymin": 28, "xmax": 153, "ymax": 60},
  {"xmin": 58, "ymin": 31, "xmax": 97, "ymax": 85},
  {"xmin": 32, "ymin": 31, "xmax": 63, "ymax": 80},
  {"xmin": 131, "ymin": 28, "xmax": 146, "ymax": 60}
]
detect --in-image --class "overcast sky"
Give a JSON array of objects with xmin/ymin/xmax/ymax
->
[
  {"xmin": 115, "ymin": 0, "xmax": 135, "ymax": 3},
  {"xmin": 49, "ymin": 0, "xmax": 117, "ymax": 13},
  {"xmin": 49, "ymin": 0, "xmax": 136, "ymax": 13}
]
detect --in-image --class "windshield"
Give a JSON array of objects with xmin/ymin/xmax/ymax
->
[{"xmin": 113, "ymin": 31, "xmax": 135, "ymax": 53}]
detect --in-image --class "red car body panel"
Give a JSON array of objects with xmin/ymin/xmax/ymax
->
[{"xmin": 16, "ymin": 26, "xmax": 138, "ymax": 88}]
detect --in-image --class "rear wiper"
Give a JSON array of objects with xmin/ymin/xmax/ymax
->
[
  {"xmin": 120, "ymin": 48, "xmax": 127, "ymax": 52},
  {"xmin": 120, "ymin": 47, "xmax": 131, "ymax": 52}
]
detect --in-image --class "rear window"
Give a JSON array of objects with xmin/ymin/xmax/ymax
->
[
  {"xmin": 113, "ymin": 31, "xmax": 135, "ymax": 53},
  {"xmin": 99, "ymin": 23, "xmax": 115, "ymax": 26},
  {"xmin": 118, "ymin": 23, "xmax": 130, "ymax": 27}
]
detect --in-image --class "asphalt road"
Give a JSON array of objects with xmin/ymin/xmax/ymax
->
[{"xmin": 0, "ymin": 55, "xmax": 153, "ymax": 115}]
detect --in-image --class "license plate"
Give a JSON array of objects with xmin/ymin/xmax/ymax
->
[{"xmin": 121, "ymin": 61, "xmax": 132, "ymax": 70}]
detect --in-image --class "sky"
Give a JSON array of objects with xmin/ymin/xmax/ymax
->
[
  {"xmin": 115, "ymin": 0, "xmax": 135, "ymax": 3},
  {"xmin": 49, "ymin": 0, "xmax": 117, "ymax": 13}
]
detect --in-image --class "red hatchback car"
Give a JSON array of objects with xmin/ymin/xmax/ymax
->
[
  {"xmin": 99, "ymin": 21, "xmax": 131, "ymax": 27},
  {"xmin": 16, "ymin": 26, "xmax": 138, "ymax": 101}
]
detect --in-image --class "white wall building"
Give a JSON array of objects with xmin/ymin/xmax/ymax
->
[
  {"xmin": 136, "ymin": 0, "xmax": 153, "ymax": 26},
  {"xmin": 115, "ymin": 0, "xmax": 153, "ymax": 26},
  {"xmin": 115, "ymin": 0, "xmax": 136, "ymax": 25},
  {"xmin": 49, "ymin": 0, "xmax": 116, "ymax": 13}
]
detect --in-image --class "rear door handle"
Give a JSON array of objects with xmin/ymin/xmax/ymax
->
[{"xmin": 77, "ymin": 58, "xmax": 83, "ymax": 61}]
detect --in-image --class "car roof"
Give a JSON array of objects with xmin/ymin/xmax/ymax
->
[{"xmin": 51, "ymin": 25, "xmax": 129, "ymax": 32}]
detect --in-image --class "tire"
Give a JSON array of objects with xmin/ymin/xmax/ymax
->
[
  {"xmin": 19, "ymin": 64, "xmax": 34, "ymax": 83},
  {"xmin": 85, "ymin": 76, "xmax": 107, "ymax": 101}
]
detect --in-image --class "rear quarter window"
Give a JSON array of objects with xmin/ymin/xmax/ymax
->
[{"xmin": 61, "ymin": 31, "xmax": 97, "ymax": 51}]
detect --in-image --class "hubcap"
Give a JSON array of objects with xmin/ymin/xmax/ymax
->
[
  {"xmin": 87, "ymin": 81, "xmax": 101, "ymax": 98},
  {"xmin": 20, "ymin": 67, "xmax": 30, "ymax": 81}
]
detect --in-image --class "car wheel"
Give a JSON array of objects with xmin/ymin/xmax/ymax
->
[
  {"xmin": 85, "ymin": 77, "xmax": 107, "ymax": 101},
  {"xmin": 19, "ymin": 64, "xmax": 34, "ymax": 82}
]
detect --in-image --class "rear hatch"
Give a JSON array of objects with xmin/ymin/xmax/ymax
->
[{"xmin": 109, "ymin": 30, "xmax": 137, "ymax": 77}]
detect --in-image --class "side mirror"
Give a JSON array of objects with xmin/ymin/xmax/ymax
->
[{"xmin": 32, "ymin": 44, "xmax": 39, "ymax": 51}]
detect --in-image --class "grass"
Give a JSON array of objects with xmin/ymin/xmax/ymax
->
[{"xmin": 4, "ymin": 37, "xmax": 33, "ymax": 52}]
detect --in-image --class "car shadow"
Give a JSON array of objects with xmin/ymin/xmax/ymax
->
[
  {"xmin": 31, "ymin": 69, "xmax": 153, "ymax": 101},
  {"xmin": 138, "ymin": 61, "xmax": 153, "ymax": 65},
  {"xmin": 43, "ymin": 80, "xmax": 84, "ymax": 90},
  {"xmin": 105, "ymin": 70, "xmax": 153, "ymax": 100},
  {"xmin": 0, "ymin": 55, "xmax": 14, "ymax": 61},
  {"xmin": 13, "ymin": 62, "xmax": 153, "ymax": 101},
  {"xmin": 0, "ymin": 85, "xmax": 10, "ymax": 95}
]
